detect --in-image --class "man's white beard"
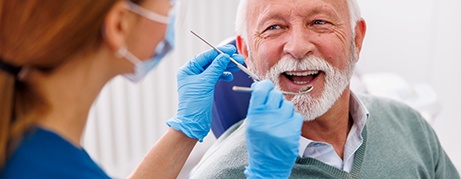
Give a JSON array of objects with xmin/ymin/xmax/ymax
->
[{"xmin": 248, "ymin": 53, "xmax": 356, "ymax": 121}]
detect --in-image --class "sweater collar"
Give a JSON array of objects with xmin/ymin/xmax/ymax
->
[{"xmin": 298, "ymin": 91, "xmax": 370, "ymax": 171}]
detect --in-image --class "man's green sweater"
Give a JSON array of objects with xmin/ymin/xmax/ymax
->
[{"xmin": 190, "ymin": 95, "xmax": 459, "ymax": 179}]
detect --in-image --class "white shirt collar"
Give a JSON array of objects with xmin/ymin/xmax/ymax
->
[{"xmin": 298, "ymin": 91, "xmax": 369, "ymax": 172}]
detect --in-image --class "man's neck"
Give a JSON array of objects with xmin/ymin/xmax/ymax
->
[{"xmin": 301, "ymin": 90, "xmax": 352, "ymax": 159}]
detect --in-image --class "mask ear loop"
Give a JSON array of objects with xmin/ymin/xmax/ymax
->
[
  {"xmin": 116, "ymin": 46, "xmax": 143, "ymax": 65},
  {"xmin": 126, "ymin": 1, "xmax": 169, "ymax": 24},
  {"xmin": 120, "ymin": 1, "xmax": 178, "ymax": 66}
]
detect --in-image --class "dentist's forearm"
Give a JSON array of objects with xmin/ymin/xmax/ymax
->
[{"xmin": 128, "ymin": 127, "xmax": 197, "ymax": 179}]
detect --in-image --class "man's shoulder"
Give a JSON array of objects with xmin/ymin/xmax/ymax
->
[
  {"xmin": 189, "ymin": 120, "xmax": 248, "ymax": 179},
  {"xmin": 216, "ymin": 120, "xmax": 246, "ymax": 142},
  {"xmin": 356, "ymin": 93, "xmax": 440, "ymax": 143},
  {"xmin": 356, "ymin": 94, "xmax": 459, "ymax": 178},
  {"xmin": 357, "ymin": 93, "xmax": 425, "ymax": 122},
  {"xmin": 357, "ymin": 93, "xmax": 438, "ymax": 148},
  {"xmin": 357, "ymin": 93, "xmax": 416, "ymax": 112}
]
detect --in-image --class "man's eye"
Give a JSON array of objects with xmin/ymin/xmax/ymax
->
[
  {"xmin": 266, "ymin": 25, "xmax": 280, "ymax": 31},
  {"xmin": 313, "ymin": 20, "xmax": 326, "ymax": 25},
  {"xmin": 259, "ymin": 24, "xmax": 285, "ymax": 38},
  {"xmin": 309, "ymin": 19, "xmax": 334, "ymax": 33}
]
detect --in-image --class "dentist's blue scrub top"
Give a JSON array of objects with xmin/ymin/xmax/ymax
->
[{"xmin": 0, "ymin": 127, "xmax": 111, "ymax": 179}]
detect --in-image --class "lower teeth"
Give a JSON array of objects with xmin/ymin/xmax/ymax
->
[{"xmin": 294, "ymin": 81, "xmax": 308, "ymax": 85}]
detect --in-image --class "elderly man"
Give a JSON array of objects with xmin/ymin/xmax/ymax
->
[{"xmin": 190, "ymin": 0, "xmax": 459, "ymax": 178}]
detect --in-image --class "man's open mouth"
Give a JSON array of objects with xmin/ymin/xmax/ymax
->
[{"xmin": 282, "ymin": 70, "xmax": 320, "ymax": 85}]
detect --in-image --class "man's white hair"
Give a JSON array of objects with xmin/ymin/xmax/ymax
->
[{"xmin": 235, "ymin": 0, "xmax": 362, "ymax": 42}]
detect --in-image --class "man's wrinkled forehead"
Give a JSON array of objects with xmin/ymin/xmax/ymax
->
[{"xmin": 246, "ymin": 0, "xmax": 350, "ymax": 23}]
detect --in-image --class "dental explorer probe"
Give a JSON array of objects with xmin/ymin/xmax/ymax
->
[{"xmin": 190, "ymin": 30, "xmax": 261, "ymax": 82}]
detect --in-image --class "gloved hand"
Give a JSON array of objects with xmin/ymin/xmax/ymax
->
[
  {"xmin": 167, "ymin": 44, "xmax": 244, "ymax": 142},
  {"xmin": 244, "ymin": 80, "xmax": 303, "ymax": 179}
]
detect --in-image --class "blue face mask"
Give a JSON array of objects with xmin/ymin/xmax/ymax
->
[{"xmin": 118, "ymin": 1, "xmax": 176, "ymax": 83}]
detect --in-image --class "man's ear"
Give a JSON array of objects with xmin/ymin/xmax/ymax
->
[
  {"xmin": 102, "ymin": 1, "xmax": 131, "ymax": 51},
  {"xmin": 353, "ymin": 18, "xmax": 367, "ymax": 62},
  {"xmin": 236, "ymin": 35, "xmax": 249, "ymax": 64}
]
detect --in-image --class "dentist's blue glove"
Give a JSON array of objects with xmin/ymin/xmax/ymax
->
[
  {"xmin": 167, "ymin": 45, "xmax": 244, "ymax": 142},
  {"xmin": 244, "ymin": 80, "xmax": 303, "ymax": 179}
]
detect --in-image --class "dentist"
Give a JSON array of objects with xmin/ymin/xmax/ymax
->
[{"xmin": 0, "ymin": 0, "xmax": 302, "ymax": 178}]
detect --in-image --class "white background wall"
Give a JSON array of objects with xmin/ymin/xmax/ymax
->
[
  {"xmin": 83, "ymin": 0, "xmax": 461, "ymax": 178},
  {"xmin": 357, "ymin": 0, "xmax": 461, "ymax": 174}
]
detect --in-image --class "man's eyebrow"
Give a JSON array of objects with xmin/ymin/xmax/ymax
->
[
  {"xmin": 258, "ymin": 11, "xmax": 287, "ymax": 23},
  {"xmin": 255, "ymin": 12, "xmax": 287, "ymax": 30},
  {"xmin": 306, "ymin": 5, "xmax": 342, "ymax": 19}
]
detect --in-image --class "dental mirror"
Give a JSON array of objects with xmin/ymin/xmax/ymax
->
[{"xmin": 232, "ymin": 85, "xmax": 314, "ymax": 95}]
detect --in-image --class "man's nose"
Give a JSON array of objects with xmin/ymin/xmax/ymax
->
[{"xmin": 283, "ymin": 28, "xmax": 315, "ymax": 60}]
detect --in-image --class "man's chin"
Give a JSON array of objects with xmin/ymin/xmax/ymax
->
[
  {"xmin": 302, "ymin": 117, "xmax": 316, "ymax": 122},
  {"xmin": 299, "ymin": 111, "xmax": 323, "ymax": 122},
  {"xmin": 292, "ymin": 94, "xmax": 332, "ymax": 122}
]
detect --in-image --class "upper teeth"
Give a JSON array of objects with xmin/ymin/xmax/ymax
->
[{"xmin": 285, "ymin": 71, "xmax": 319, "ymax": 76}]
